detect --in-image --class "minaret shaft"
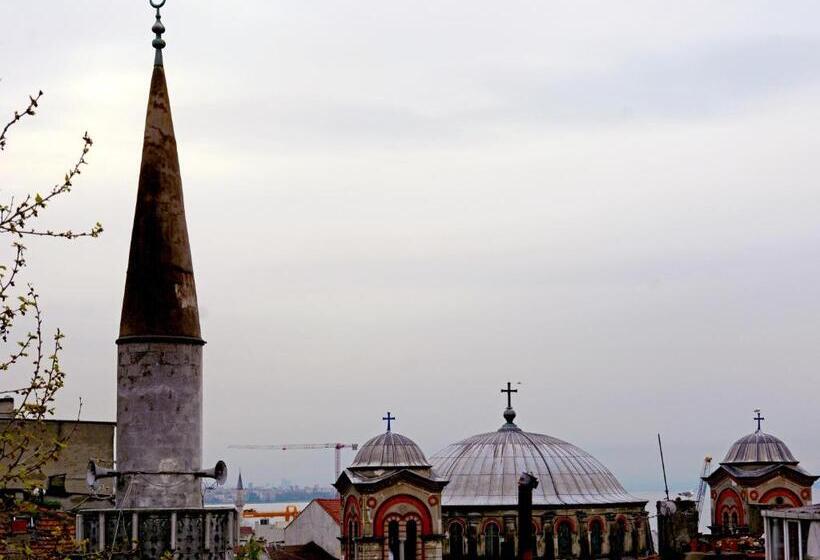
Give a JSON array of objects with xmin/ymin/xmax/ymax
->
[{"xmin": 116, "ymin": 62, "xmax": 204, "ymax": 509}]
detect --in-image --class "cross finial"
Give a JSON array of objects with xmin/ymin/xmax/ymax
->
[
  {"xmin": 383, "ymin": 412, "xmax": 396, "ymax": 432},
  {"xmin": 501, "ymin": 381, "xmax": 518, "ymax": 409},
  {"xmin": 753, "ymin": 409, "xmax": 765, "ymax": 432},
  {"xmin": 150, "ymin": 0, "xmax": 167, "ymax": 66}
]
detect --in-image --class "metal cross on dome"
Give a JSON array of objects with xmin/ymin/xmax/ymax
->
[
  {"xmin": 754, "ymin": 409, "xmax": 765, "ymax": 432},
  {"xmin": 383, "ymin": 412, "xmax": 396, "ymax": 432},
  {"xmin": 501, "ymin": 381, "xmax": 518, "ymax": 409}
]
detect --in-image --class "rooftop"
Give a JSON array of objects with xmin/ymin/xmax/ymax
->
[{"xmin": 314, "ymin": 498, "xmax": 341, "ymax": 525}]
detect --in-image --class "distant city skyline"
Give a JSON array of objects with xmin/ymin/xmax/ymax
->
[{"xmin": 1, "ymin": 1, "xmax": 819, "ymax": 493}]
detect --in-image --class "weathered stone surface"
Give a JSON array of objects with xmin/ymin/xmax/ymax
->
[{"xmin": 116, "ymin": 341, "xmax": 203, "ymax": 508}]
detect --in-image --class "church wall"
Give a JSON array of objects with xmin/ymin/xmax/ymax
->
[
  {"xmin": 341, "ymin": 479, "xmax": 444, "ymax": 560},
  {"xmin": 116, "ymin": 341, "xmax": 203, "ymax": 508},
  {"xmin": 442, "ymin": 505, "xmax": 650, "ymax": 560},
  {"xmin": 709, "ymin": 474, "xmax": 811, "ymax": 536}
]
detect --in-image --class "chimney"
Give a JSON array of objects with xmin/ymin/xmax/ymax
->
[
  {"xmin": 0, "ymin": 397, "xmax": 14, "ymax": 419},
  {"xmin": 518, "ymin": 472, "xmax": 539, "ymax": 560}
]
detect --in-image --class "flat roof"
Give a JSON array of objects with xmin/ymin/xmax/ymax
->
[{"xmin": 762, "ymin": 505, "xmax": 820, "ymax": 520}]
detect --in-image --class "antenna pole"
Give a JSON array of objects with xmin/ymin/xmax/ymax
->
[{"xmin": 658, "ymin": 433, "xmax": 670, "ymax": 501}]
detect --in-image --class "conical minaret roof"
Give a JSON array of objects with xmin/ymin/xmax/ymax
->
[{"xmin": 118, "ymin": 42, "xmax": 202, "ymax": 343}]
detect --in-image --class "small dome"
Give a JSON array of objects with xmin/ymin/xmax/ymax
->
[
  {"xmin": 351, "ymin": 432, "xmax": 431, "ymax": 469},
  {"xmin": 723, "ymin": 431, "xmax": 797, "ymax": 465},
  {"xmin": 431, "ymin": 409, "xmax": 640, "ymax": 507}
]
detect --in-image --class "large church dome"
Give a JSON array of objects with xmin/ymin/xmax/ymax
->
[
  {"xmin": 722, "ymin": 431, "xmax": 797, "ymax": 465},
  {"xmin": 430, "ymin": 408, "xmax": 641, "ymax": 507},
  {"xmin": 351, "ymin": 431, "xmax": 431, "ymax": 469}
]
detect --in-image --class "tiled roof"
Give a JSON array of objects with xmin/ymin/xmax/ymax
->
[
  {"xmin": 315, "ymin": 498, "xmax": 341, "ymax": 525},
  {"xmin": 269, "ymin": 542, "xmax": 338, "ymax": 560}
]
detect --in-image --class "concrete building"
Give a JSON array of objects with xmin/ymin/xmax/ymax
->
[
  {"xmin": 762, "ymin": 505, "xmax": 820, "ymax": 560},
  {"xmin": 285, "ymin": 499, "xmax": 342, "ymax": 558},
  {"xmin": 0, "ymin": 396, "xmax": 115, "ymax": 502},
  {"xmin": 705, "ymin": 412, "xmax": 817, "ymax": 537}
]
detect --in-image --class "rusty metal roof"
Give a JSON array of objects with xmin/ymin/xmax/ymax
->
[
  {"xmin": 351, "ymin": 432, "xmax": 431, "ymax": 469},
  {"xmin": 430, "ymin": 409, "xmax": 642, "ymax": 507},
  {"xmin": 118, "ymin": 63, "xmax": 202, "ymax": 343},
  {"xmin": 722, "ymin": 431, "xmax": 797, "ymax": 465}
]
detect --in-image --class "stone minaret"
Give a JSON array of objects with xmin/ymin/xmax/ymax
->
[
  {"xmin": 235, "ymin": 472, "xmax": 246, "ymax": 510},
  {"xmin": 115, "ymin": 5, "xmax": 205, "ymax": 509}
]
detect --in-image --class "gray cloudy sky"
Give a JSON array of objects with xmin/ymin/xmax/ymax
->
[{"xmin": 1, "ymin": 1, "xmax": 820, "ymax": 493}]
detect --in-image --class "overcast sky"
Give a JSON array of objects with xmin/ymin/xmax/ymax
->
[{"xmin": 1, "ymin": 1, "xmax": 819, "ymax": 493}]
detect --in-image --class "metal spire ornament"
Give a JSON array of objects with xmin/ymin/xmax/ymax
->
[{"xmin": 150, "ymin": 0, "xmax": 167, "ymax": 66}]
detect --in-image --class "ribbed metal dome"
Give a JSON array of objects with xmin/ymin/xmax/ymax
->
[
  {"xmin": 722, "ymin": 431, "xmax": 797, "ymax": 465},
  {"xmin": 430, "ymin": 409, "xmax": 640, "ymax": 507},
  {"xmin": 351, "ymin": 432, "xmax": 431, "ymax": 469}
]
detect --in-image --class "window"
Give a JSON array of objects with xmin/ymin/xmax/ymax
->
[
  {"xmin": 722, "ymin": 512, "xmax": 730, "ymax": 529},
  {"xmin": 449, "ymin": 523, "xmax": 464, "ymax": 560},
  {"xmin": 388, "ymin": 521, "xmax": 400, "ymax": 560},
  {"xmin": 484, "ymin": 524, "xmax": 500, "ymax": 560},
  {"xmin": 590, "ymin": 521, "xmax": 603, "ymax": 557},
  {"xmin": 731, "ymin": 512, "xmax": 738, "ymax": 528},
  {"xmin": 405, "ymin": 520, "xmax": 418, "ymax": 560},
  {"xmin": 557, "ymin": 522, "xmax": 572, "ymax": 558},
  {"xmin": 348, "ymin": 520, "xmax": 359, "ymax": 560},
  {"xmin": 770, "ymin": 519, "xmax": 784, "ymax": 560},
  {"xmin": 787, "ymin": 522, "xmax": 800, "ymax": 560}
]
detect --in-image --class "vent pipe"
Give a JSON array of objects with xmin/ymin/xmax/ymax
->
[{"xmin": 518, "ymin": 472, "xmax": 539, "ymax": 560}]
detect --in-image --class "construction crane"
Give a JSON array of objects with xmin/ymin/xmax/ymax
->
[
  {"xmin": 228, "ymin": 443, "xmax": 359, "ymax": 481},
  {"xmin": 695, "ymin": 456, "xmax": 712, "ymax": 516}
]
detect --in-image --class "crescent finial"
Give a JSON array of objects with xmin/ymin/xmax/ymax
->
[{"xmin": 149, "ymin": 0, "xmax": 167, "ymax": 66}]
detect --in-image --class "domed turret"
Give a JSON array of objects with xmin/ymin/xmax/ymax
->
[
  {"xmin": 722, "ymin": 431, "xmax": 797, "ymax": 465},
  {"xmin": 351, "ymin": 431, "xmax": 431, "ymax": 469}
]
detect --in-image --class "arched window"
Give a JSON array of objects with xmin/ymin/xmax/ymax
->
[
  {"xmin": 590, "ymin": 520, "xmax": 603, "ymax": 557},
  {"xmin": 449, "ymin": 523, "xmax": 464, "ymax": 560},
  {"xmin": 484, "ymin": 524, "xmax": 500, "ymax": 560},
  {"xmin": 405, "ymin": 520, "xmax": 418, "ymax": 560},
  {"xmin": 722, "ymin": 512, "xmax": 730, "ymax": 529},
  {"xmin": 347, "ymin": 520, "xmax": 358, "ymax": 560},
  {"xmin": 388, "ymin": 521, "xmax": 400, "ymax": 560},
  {"xmin": 557, "ymin": 522, "xmax": 572, "ymax": 558},
  {"xmin": 731, "ymin": 512, "xmax": 738, "ymax": 528},
  {"xmin": 615, "ymin": 518, "xmax": 626, "ymax": 554}
]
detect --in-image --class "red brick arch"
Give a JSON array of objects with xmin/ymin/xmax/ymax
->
[
  {"xmin": 373, "ymin": 495, "xmax": 433, "ymax": 536},
  {"xmin": 715, "ymin": 488, "xmax": 745, "ymax": 526},
  {"xmin": 588, "ymin": 517, "xmax": 605, "ymax": 532},
  {"xmin": 760, "ymin": 488, "xmax": 801, "ymax": 507},
  {"xmin": 554, "ymin": 516, "xmax": 576, "ymax": 534},
  {"xmin": 343, "ymin": 496, "xmax": 362, "ymax": 538},
  {"xmin": 480, "ymin": 518, "xmax": 502, "ymax": 534},
  {"xmin": 448, "ymin": 518, "xmax": 467, "ymax": 531}
]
